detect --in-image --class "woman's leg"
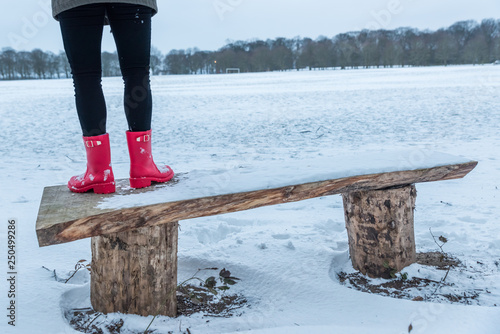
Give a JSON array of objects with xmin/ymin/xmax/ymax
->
[
  {"xmin": 59, "ymin": 5, "xmax": 115, "ymax": 194},
  {"xmin": 58, "ymin": 5, "xmax": 107, "ymax": 136},
  {"xmin": 107, "ymin": 4, "xmax": 174, "ymax": 188},
  {"xmin": 106, "ymin": 4, "xmax": 153, "ymax": 131}
]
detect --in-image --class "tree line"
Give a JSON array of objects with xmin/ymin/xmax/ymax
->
[
  {"xmin": 0, "ymin": 48, "xmax": 122, "ymax": 80},
  {"xmin": 168, "ymin": 19, "xmax": 500, "ymax": 74},
  {"xmin": 1, "ymin": 18, "xmax": 499, "ymax": 80}
]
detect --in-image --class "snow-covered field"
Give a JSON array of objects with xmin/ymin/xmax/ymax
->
[{"xmin": 1, "ymin": 65, "xmax": 500, "ymax": 333}]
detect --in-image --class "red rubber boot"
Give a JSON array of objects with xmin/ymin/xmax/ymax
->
[
  {"xmin": 126, "ymin": 130, "xmax": 174, "ymax": 188},
  {"xmin": 67, "ymin": 133, "xmax": 116, "ymax": 194}
]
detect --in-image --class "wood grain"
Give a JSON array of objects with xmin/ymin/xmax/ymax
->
[
  {"xmin": 343, "ymin": 185, "xmax": 417, "ymax": 278},
  {"xmin": 91, "ymin": 222, "xmax": 178, "ymax": 316},
  {"xmin": 36, "ymin": 161, "xmax": 477, "ymax": 247}
]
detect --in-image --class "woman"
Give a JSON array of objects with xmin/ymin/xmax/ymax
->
[{"xmin": 52, "ymin": 0, "xmax": 173, "ymax": 194}]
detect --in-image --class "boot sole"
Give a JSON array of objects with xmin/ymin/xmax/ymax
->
[
  {"xmin": 68, "ymin": 182, "xmax": 116, "ymax": 194},
  {"xmin": 130, "ymin": 171, "xmax": 174, "ymax": 189}
]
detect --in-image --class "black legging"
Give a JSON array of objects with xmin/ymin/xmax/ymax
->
[{"xmin": 58, "ymin": 4, "xmax": 153, "ymax": 137}]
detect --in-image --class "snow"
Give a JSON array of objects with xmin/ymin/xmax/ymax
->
[
  {"xmin": 1, "ymin": 65, "xmax": 500, "ymax": 334},
  {"xmin": 157, "ymin": 164, "xmax": 171, "ymax": 174},
  {"xmin": 98, "ymin": 149, "xmax": 472, "ymax": 210},
  {"xmin": 103, "ymin": 169, "xmax": 111, "ymax": 182}
]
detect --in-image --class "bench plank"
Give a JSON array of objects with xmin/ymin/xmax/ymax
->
[{"xmin": 36, "ymin": 155, "xmax": 477, "ymax": 247}]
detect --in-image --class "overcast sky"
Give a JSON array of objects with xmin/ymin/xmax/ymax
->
[{"xmin": 1, "ymin": 0, "xmax": 499, "ymax": 54}]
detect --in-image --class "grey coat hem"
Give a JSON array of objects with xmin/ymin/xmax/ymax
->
[{"xmin": 52, "ymin": 0, "xmax": 158, "ymax": 19}]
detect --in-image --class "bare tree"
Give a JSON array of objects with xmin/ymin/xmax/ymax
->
[
  {"xmin": 448, "ymin": 20, "xmax": 479, "ymax": 63},
  {"xmin": 479, "ymin": 19, "xmax": 499, "ymax": 62},
  {"xmin": 164, "ymin": 50, "xmax": 189, "ymax": 74},
  {"xmin": 1, "ymin": 48, "xmax": 17, "ymax": 80},
  {"xmin": 101, "ymin": 51, "xmax": 120, "ymax": 77},
  {"xmin": 30, "ymin": 49, "xmax": 48, "ymax": 79},
  {"xmin": 150, "ymin": 46, "xmax": 163, "ymax": 75},
  {"xmin": 16, "ymin": 51, "xmax": 32, "ymax": 79},
  {"xmin": 58, "ymin": 51, "xmax": 71, "ymax": 78}
]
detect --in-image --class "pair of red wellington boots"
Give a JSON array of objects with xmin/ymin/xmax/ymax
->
[{"xmin": 67, "ymin": 130, "xmax": 174, "ymax": 194}]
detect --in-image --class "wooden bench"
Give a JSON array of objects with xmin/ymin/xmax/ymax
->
[{"xmin": 36, "ymin": 150, "xmax": 477, "ymax": 317}]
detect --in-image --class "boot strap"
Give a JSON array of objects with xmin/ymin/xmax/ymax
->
[
  {"xmin": 136, "ymin": 135, "xmax": 150, "ymax": 142},
  {"xmin": 85, "ymin": 140, "xmax": 102, "ymax": 148}
]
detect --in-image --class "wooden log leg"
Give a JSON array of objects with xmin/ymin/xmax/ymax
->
[
  {"xmin": 90, "ymin": 222, "xmax": 178, "ymax": 317},
  {"xmin": 342, "ymin": 185, "xmax": 416, "ymax": 278}
]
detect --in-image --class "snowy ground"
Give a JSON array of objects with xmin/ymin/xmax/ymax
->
[{"xmin": 1, "ymin": 65, "xmax": 500, "ymax": 333}]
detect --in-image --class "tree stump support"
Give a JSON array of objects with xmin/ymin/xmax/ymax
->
[
  {"xmin": 90, "ymin": 221, "xmax": 178, "ymax": 317},
  {"xmin": 342, "ymin": 185, "xmax": 417, "ymax": 278}
]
